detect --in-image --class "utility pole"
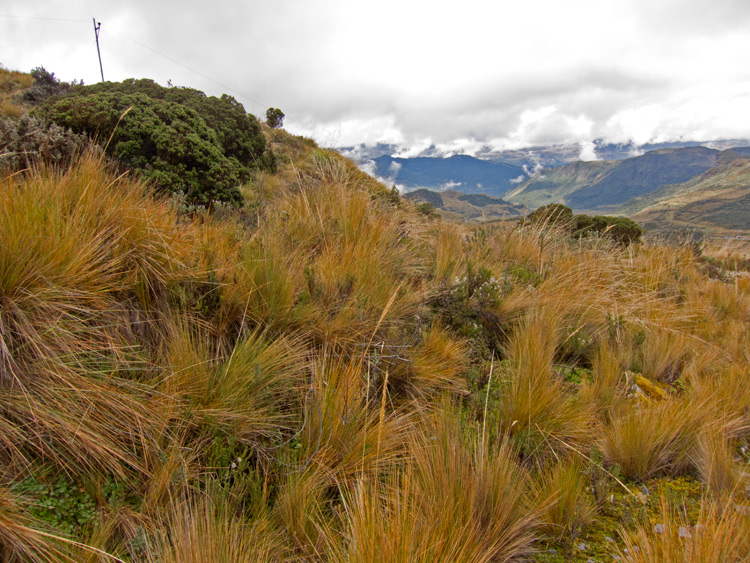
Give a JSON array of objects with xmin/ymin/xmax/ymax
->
[{"xmin": 93, "ymin": 18, "xmax": 104, "ymax": 82}]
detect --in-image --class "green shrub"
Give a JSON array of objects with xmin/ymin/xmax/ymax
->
[
  {"xmin": 265, "ymin": 107, "xmax": 285, "ymax": 128},
  {"xmin": 524, "ymin": 203, "xmax": 574, "ymax": 227},
  {"xmin": 35, "ymin": 79, "xmax": 271, "ymax": 206},
  {"xmin": 21, "ymin": 66, "xmax": 76, "ymax": 103},
  {"xmin": 523, "ymin": 203, "xmax": 643, "ymax": 245},
  {"xmin": 0, "ymin": 114, "xmax": 96, "ymax": 173},
  {"xmin": 575, "ymin": 214, "xmax": 643, "ymax": 245}
]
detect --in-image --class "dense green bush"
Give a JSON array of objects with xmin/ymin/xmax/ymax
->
[
  {"xmin": 35, "ymin": 79, "xmax": 271, "ymax": 205},
  {"xmin": 525, "ymin": 203, "xmax": 574, "ymax": 226},
  {"xmin": 574, "ymin": 214, "xmax": 644, "ymax": 245},
  {"xmin": 21, "ymin": 66, "xmax": 75, "ymax": 103},
  {"xmin": 523, "ymin": 203, "xmax": 643, "ymax": 245},
  {"xmin": 0, "ymin": 114, "xmax": 97, "ymax": 173},
  {"xmin": 265, "ymin": 107, "xmax": 285, "ymax": 128}
]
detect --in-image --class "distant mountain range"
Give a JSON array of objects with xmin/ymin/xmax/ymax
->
[
  {"xmin": 342, "ymin": 140, "xmax": 750, "ymax": 216},
  {"xmin": 349, "ymin": 142, "xmax": 750, "ymax": 234},
  {"xmin": 505, "ymin": 146, "xmax": 724, "ymax": 211}
]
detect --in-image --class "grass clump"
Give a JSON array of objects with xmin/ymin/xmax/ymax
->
[{"xmin": 2, "ymin": 116, "xmax": 750, "ymax": 561}]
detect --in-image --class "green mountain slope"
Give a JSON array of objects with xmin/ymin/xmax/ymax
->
[
  {"xmin": 404, "ymin": 188, "xmax": 525, "ymax": 223},
  {"xmin": 506, "ymin": 147, "xmax": 720, "ymax": 211},
  {"xmin": 626, "ymin": 154, "xmax": 750, "ymax": 234}
]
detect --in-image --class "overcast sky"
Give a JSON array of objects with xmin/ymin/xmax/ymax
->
[{"xmin": 2, "ymin": 0, "xmax": 750, "ymax": 158}]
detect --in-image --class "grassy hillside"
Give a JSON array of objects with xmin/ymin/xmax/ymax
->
[
  {"xmin": 621, "ymin": 154, "xmax": 750, "ymax": 235},
  {"xmin": 1, "ymin": 69, "xmax": 750, "ymax": 562},
  {"xmin": 504, "ymin": 160, "xmax": 617, "ymax": 209},
  {"xmin": 506, "ymin": 147, "xmax": 720, "ymax": 211},
  {"xmin": 405, "ymin": 188, "xmax": 525, "ymax": 223},
  {"xmin": 0, "ymin": 66, "xmax": 33, "ymax": 117}
]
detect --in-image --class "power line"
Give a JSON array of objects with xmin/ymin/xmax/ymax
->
[
  {"xmin": 0, "ymin": 14, "xmax": 88, "ymax": 23},
  {"xmin": 102, "ymin": 24, "xmax": 269, "ymax": 112},
  {"xmin": 1, "ymin": 13, "xmax": 271, "ymax": 114}
]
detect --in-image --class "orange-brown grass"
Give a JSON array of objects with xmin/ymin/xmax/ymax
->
[
  {"xmin": 432, "ymin": 221, "xmax": 469, "ymax": 282},
  {"xmin": 497, "ymin": 310, "xmax": 594, "ymax": 460},
  {"xmin": 531, "ymin": 455, "xmax": 596, "ymax": 541},
  {"xmin": 391, "ymin": 322, "xmax": 469, "ymax": 399},
  {"xmin": 228, "ymin": 164, "xmax": 427, "ymax": 346},
  {"xmin": 0, "ymin": 484, "xmax": 71, "ymax": 563},
  {"xmin": 600, "ymin": 398, "xmax": 707, "ymax": 481},
  {"xmin": 144, "ymin": 490, "xmax": 289, "ymax": 563},
  {"xmin": 0, "ymin": 154, "xmax": 209, "ymax": 482},
  {"xmin": 0, "ymin": 67, "xmax": 32, "ymax": 118},
  {"xmin": 298, "ymin": 352, "xmax": 414, "ymax": 484},
  {"xmin": 326, "ymin": 409, "xmax": 537, "ymax": 563},
  {"xmin": 617, "ymin": 495, "xmax": 750, "ymax": 562},
  {"xmin": 272, "ymin": 466, "xmax": 329, "ymax": 559},
  {"xmin": 692, "ymin": 426, "xmax": 745, "ymax": 495},
  {"xmin": 580, "ymin": 341, "xmax": 627, "ymax": 419},
  {"xmin": 159, "ymin": 317, "xmax": 309, "ymax": 455}
]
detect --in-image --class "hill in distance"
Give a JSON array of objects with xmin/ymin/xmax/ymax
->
[
  {"xmin": 372, "ymin": 154, "xmax": 524, "ymax": 197},
  {"xmin": 505, "ymin": 146, "xmax": 725, "ymax": 212},
  {"xmin": 403, "ymin": 188, "xmax": 526, "ymax": 223},
  {"xmin": 623, "ymin": 150, "xmax": 750, "ymax": 236}
]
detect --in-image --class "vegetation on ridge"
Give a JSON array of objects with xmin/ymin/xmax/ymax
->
[
  {"xmin": 0, "ymin": 67, "xmax": 749, "ymax": 562},
  {"xmin": 34, "ymin": 77, "xmax": 272, "ymax": 205}
]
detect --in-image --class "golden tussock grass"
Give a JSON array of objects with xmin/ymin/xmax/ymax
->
[
  {"xmin": 3, "ymin": 126, "xmax": 750, "ymax": 559},
  {"xmin": 617, "ymin": 495, "xmax": 750, "ymax": 563}
]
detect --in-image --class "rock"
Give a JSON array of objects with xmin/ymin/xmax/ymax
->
[
  {"xmin": 577, "ymin": 542, "xmax": 587, "ymax": 551},
  {"xmin": 634, "ymin": 374, "xmax": 668, "ymax": 400},
  {"xmin": 654, "ymin": 523, "xmax": 666, "ymax": 534},
  {"xmin": 678, "ymin": 526, "xmax": 692, "ymax": 538},
  {"xmin": 605, "ymin": 536, "xmax": 616, "ymax": 542}
]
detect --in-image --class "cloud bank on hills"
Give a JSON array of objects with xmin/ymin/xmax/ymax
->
[{"xmin": 2, "ymin": 0, "xmax": 750, "ymax": 155}]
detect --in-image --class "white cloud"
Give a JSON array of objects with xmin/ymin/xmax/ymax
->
[{"xmin": 2, "ymin": 0, "xmax": 750, "ymax": 153}]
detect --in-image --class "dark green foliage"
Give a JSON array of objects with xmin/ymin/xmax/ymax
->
[
  {"xmin": 14, "ymin": 474, "xmax": 97, "ymax": 538},
  {"xmin": 525, "ymin": 203, "xmax": 574, "ymax": 226},
  {"xmin": 265, "ymin": 107, "xmax": 285, "ymax": 128},
  {"xmin": 21, "ymin": 66, "xmax": 76, "ymax": 103},
  {"xmin": 416, "ymin": 201, "xmax": 437, "ymax": 216},
  {"xmin": 523, "ymin": 203, "xmax": 643, "ymax": 245},
  {"xmin": 35, "ymin": 79, "xmax": 270, "ymax": 206},
  {"xmin": 0, "ymin": 114, "xmax": 97, "ymax": 173},
  {"xmin": 574, "ymin": 214, "xmax": 644, "ymax": 245}
]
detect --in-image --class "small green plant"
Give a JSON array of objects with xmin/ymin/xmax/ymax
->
[
  {"xmin": 416, "ymin": 201, "xmax": 437, "ymax": 216},
  {"xmin": 14, "ymin": 474, "xmax": 97, "ymax": 538}
]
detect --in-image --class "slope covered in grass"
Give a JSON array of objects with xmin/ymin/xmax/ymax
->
[{"xmin": 0, "ymin": 124, "xmax": 749, "ymax": 562}]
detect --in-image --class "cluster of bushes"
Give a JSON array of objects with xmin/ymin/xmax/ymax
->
[
  {"xmin": 524, "ymin": 203, "xmax": 644, "ymax": 245},
  {"xmin": 33, "ymin": 78, "xmax": 274, "ymax": 206},
  {"xmin": 0, "ymin": 114, "xmax": 97, "ymax": 173},
  {"xmin": 20, "ymin": 66, "xmax": 76, "ymax": 103}
]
